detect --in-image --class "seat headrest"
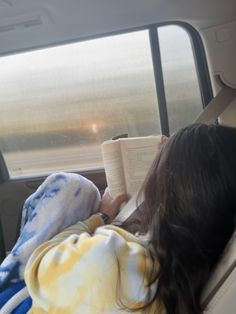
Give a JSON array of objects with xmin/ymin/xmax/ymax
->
[{"xmin": 201, "ymin": 230, "xmax": 236, "ymax": 308}]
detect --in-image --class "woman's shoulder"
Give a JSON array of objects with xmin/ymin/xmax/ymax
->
[
  {"xmin": 95, "ymin": 223, "xmax": 149, "ymax": 245},
  {"xmin": 25, "ymin": 222, "xmax": 159, "ymax": 313}
]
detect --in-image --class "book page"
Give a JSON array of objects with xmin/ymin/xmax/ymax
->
[
  {"xmin": 101, "ymin": 140, "xmax": 126, "ymax": 198},
  {"xmin": 120, "ymin": 136, "xmax": 162, "ymax": 196}
]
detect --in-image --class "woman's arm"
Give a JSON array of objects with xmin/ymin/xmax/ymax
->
[
  {"xmin": 47, "ymin": 213, "xmax": 105, "ymax": 243},
  {"xmin": 24, "ymin": 216, "xmax": 157, "ymax": 313}
]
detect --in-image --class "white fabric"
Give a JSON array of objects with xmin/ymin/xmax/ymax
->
[
  {"xmin": 0, "ymin": 287, "xmax": 28, "ymax": 314},
  {"xmin": 0, "ymin": 172, "xmax": 101, "ymax": 290}
]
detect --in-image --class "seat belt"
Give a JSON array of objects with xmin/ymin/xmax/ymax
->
[
  {"xmin": 115, "ymin": 85, "xmax": 236, "ymax": 224},
  {"xmin": 113, "ymin": 191, "xmax": 143, "ymax": 225},
  {"xmin": 195, "ymin": 85, "xmax": 236, "ymax": 124}
]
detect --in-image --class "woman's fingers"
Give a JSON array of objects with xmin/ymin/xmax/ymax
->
[
  {"xmin": 114, "ymin": 194, "xmax": 128, "ymax": 208},
  {"xmin": 100, "ymin": 189, "xmax": 128, "ymax": 221}
]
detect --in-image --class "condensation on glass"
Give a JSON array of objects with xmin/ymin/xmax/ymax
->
[
  {"xmin": 158, "ymin": 25, "xmax": 203, "ymax": 134},
  {"xmin": 0, "ymin": 30, "xmax": 160, "ymax": 177}
]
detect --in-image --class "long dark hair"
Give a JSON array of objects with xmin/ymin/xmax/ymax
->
[{"xmin": 142, "ymin": 124, "xmax": 236, "ymax": 314}]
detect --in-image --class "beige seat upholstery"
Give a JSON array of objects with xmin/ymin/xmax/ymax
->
[{"xmin": 201, "ymin": 231, "xmax": 236, "ymax": 313}]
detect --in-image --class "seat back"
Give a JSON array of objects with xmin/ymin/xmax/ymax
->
[{"xmin": 202, "ymin": 230, "xmax": 236, "ymax": 313}]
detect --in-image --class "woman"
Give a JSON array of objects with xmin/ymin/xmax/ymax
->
[{"xmin": 1, "ymin": 123, "xmax": 236, "ymax": 314}]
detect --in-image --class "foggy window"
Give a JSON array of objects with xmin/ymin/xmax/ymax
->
[
  {"xmin": 0, "ymin": 30, "xmax": 160, "ymax": 177},
  {"xmin": 0, "ymin": 25, "xmax": 206, "ymax": 178},
  {"xmin": 158, "ymin": 25, "xmax": 202, "ymax": 133}
]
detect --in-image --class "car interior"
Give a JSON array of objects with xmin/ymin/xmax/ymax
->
[{"xmin": 0, "ymin": 0, "xmax": 235, "ymax": 313}]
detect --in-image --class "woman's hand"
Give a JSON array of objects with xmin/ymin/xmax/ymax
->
[{"xmin": 99, "ymin": 188, "xmax": 128, "ymax": 222}]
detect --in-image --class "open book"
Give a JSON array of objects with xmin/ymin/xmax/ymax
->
[{"xmin": 101, "ymin": 135, "xmax": 164, "ymax": 199}]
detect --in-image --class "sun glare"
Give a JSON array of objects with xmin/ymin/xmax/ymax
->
[{"xmin": 91, "ymin": 123, "xmax": 98, "ymax": 133}]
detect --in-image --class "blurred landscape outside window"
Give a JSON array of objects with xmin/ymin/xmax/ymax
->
[
  {"xmin": 158, "ymin": 25, "xmax": 202, "ymax": 133},
  {"xmin": 0, "ymin": 25, "xmax": 203, "ymax": 177}
]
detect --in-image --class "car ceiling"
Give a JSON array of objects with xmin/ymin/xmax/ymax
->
[{"xmin": 0, "ymin": 0, "xmax": 235, "ymax": 56}]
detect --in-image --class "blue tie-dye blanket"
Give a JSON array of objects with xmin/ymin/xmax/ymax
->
[{"xmin": 0, "ymin": 172, "xmax": 101, "ymax": 312}]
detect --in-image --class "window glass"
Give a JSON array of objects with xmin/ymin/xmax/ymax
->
[
  {"xmin": 0, "ymin": 30, "xmax": 160, "ymax": 177},
  {"xmin": 158, "ymin": 25, "xmax": 203, "ymax": 133}
]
